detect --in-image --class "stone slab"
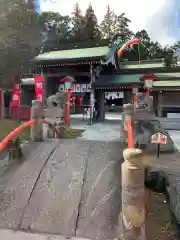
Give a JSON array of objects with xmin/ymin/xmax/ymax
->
[
  {"xmin": 0, "ymin": 140, "xmax": 59, "ymax": 230},
  {"xmin": 0, "ymin": 229, "xmax": 91, "ymax": 240},
  {"xmin": 0, "ymin": 142, "xmax": 42, "ymax": 196},
  {"xmin": 76, "ymin": 141, "xmax": 121, "ymax": 240},
  {"xmin": 20, "ymin": 140, "xmax": 91, "ymax": 236}
]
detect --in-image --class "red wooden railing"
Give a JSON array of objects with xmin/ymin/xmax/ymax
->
[
  {"xmin": 9, "ymin": 106, "xmax": 31, "ymax": 121},
  {"xmin": 0, "ymin": 118, "xmax": 60, "ymax": 152}
]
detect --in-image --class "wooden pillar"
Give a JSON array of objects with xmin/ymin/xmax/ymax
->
[
  {"xmin": 121, "ymin": 148, "xmax": 145, "ymax": 240},
  {"xmin": 30, "ymin": 100, "xmax": 43, "ymax": 141},
  {"xmin": 43, "ymin": 74, "xmax": 47, "ymax": 106},
  {"xmin": 99, "ymin": 91, "xmax": 105, "ymax": 121},
  {"xmin": 157, "ymin": 91, "xmax": 162, "ymax": 117},
  {"xmin": 89, "ymin": 63, "xmax": 95, "ymax": 125}
]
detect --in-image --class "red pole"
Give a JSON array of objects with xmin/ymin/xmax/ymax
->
[
  {"xmin": 65, "ymin": 90, "xmax": 71, "ymax": 126},
  {"xmin": 127, "ymin": 119, "xmax": 134, "ymax": 148},
  {"xmin": 146, "ymin": 88, "xmax": 150, "ymax": 97}
]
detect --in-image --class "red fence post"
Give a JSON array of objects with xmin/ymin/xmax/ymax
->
[{"xmin": 9, "ymin": 106, "xmax": 31, "ymax": 121}]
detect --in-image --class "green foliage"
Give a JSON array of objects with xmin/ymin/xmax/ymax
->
[
  {"xmin": 83, "ymin": 3, "xmax": 101, "ymax": 41},
  {"xmin": 114, "ymin": 13, "xmax": 133, "ymax": 42},
  {"xmin": 71, "ymin": 3, "xmax": 85, "ymax": 41},
  {"xmin": 100, "ymin": 5, "xmax": 117, "ymax": 42},
  {"xmin": 0, "ymin": 0, "xmax": 42, "ymax": 86}
]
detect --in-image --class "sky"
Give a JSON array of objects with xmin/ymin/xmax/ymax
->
[{"xmin": 38, "ymin": 0, "xmax": 180, "ymax": 46}]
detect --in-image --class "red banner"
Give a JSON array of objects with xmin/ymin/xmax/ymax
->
[
  {"xmin": 11, "ymin": 82, "xmax": 20, "ymax": 107},
  {"xmin": 71, "ymin": 94, "xmax": 76, "ymax": 106},
  {"xmin": 34, "ymin": 74, "xmax": 44, "ymax": 104},
  {"xmin": 78, "ymin": 95, "xmax": 83, "ymax": 106}
]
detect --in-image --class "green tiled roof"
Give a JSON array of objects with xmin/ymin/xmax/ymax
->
[
  {"xmin": 155, "ymin": 72, "xmax": 180, "ymax": 79},
  {"xmin": 95, "ymin": 74, "xmax": 144, "ymax": 86},
  {"xmin": 153, "ymin": 81, "xmax": 180, "ymax": 87},
  {"xmin": 35, "ymin": 46, "xmax": 109, "ymax": 61}
]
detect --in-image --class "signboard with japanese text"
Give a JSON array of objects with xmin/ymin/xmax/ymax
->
[
  {"xmin": 81, "ymin": 84, "xmax": 87, "ymax": 92},
  {"xmin": 151, "ymin": 133, "xmax": 167, "ymax": 144},
  {"xmin": 86, "ymin": 84, "xmax": 91, "ymax": 92},
  {"xmin": 75, "ymin": 84, "xmax": 81, "ymax": 92},
  {"xmin": 34, "ymin": 75, "xmax": 44, "ymax": 105},
  {"xmin": 11, "ymin": 82, "xmax": 20, "ymax": 107}
]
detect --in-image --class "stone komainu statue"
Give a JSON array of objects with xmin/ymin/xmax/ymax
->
[
  {"xmin": 136, "ymin": 93, "xmax": 154, "ymax": 120},
  {"xmin": 45, "ymin": 92, "xmax": 66, "ymax": 120}
]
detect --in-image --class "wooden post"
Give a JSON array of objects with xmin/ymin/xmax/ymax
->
[
  {"xmin": 121, "ymin": 148, "xmax": 145, "ymax": 240},
  {"xmin": 30, "ymin": 100, "xmax": 43, "ymax": 141},
  {"xmin": 157, "ymin": 91, "xmax": 162, "ymax": 117},
  {"xmin": 89, "ymin": 63, "xmax": 95, "ymax": 125},
  {"xmin": 43, "ymin": 74, "xmax": 47, "ymax": 107},
  {"xmin": 99, "ymin": 91, "xmax": 105, "ymax": 121}
]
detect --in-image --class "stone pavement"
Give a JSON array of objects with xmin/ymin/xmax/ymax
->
[
  {"xmin": 77, "ymin": 121, "xmax": 121, "ymax": 141},
  {"xmin": 70, "ymin": 113, "xmax": 121, "ymax": 142},
  {"xmin": 0, "ymin": 229, "xmax": 91, "ymax": 240},
  {"xmin": 159, "ymin": 118, "xmax": 180, "ymax": 130},
  {"xmin": 0, "ymin": 139, "xmax": 121, "ymax": 240},
  {"xmin": 168, "ymin": 130, "xmax": 180, "ymax": 151}
]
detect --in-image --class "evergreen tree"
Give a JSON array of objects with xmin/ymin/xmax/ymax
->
[
  {"xmin": 134, "ymin": 30, "xmax": 151, "ymax": 60},
  {"xmin": 114, "ymin": 13, "xmax": 133, "ymax": 42},
  {"xmin": 71, "ymin": 3, "xmax": 85, "ymax": 41},
  {"xmin": 83, "ymin": 3, "xmax": 101, "ymax": 41},
  {"xmin": 0, "ymin": 0, "xmax": 42, "ymax": 86},
  {"xmin": 100, "ymin": 5, "xmax": 116, "ymax": 42}
]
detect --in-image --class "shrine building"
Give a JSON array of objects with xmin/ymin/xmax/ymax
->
[{"xmin": 20, "ymin": 43, "xmax": 180, "ymax": 120}]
